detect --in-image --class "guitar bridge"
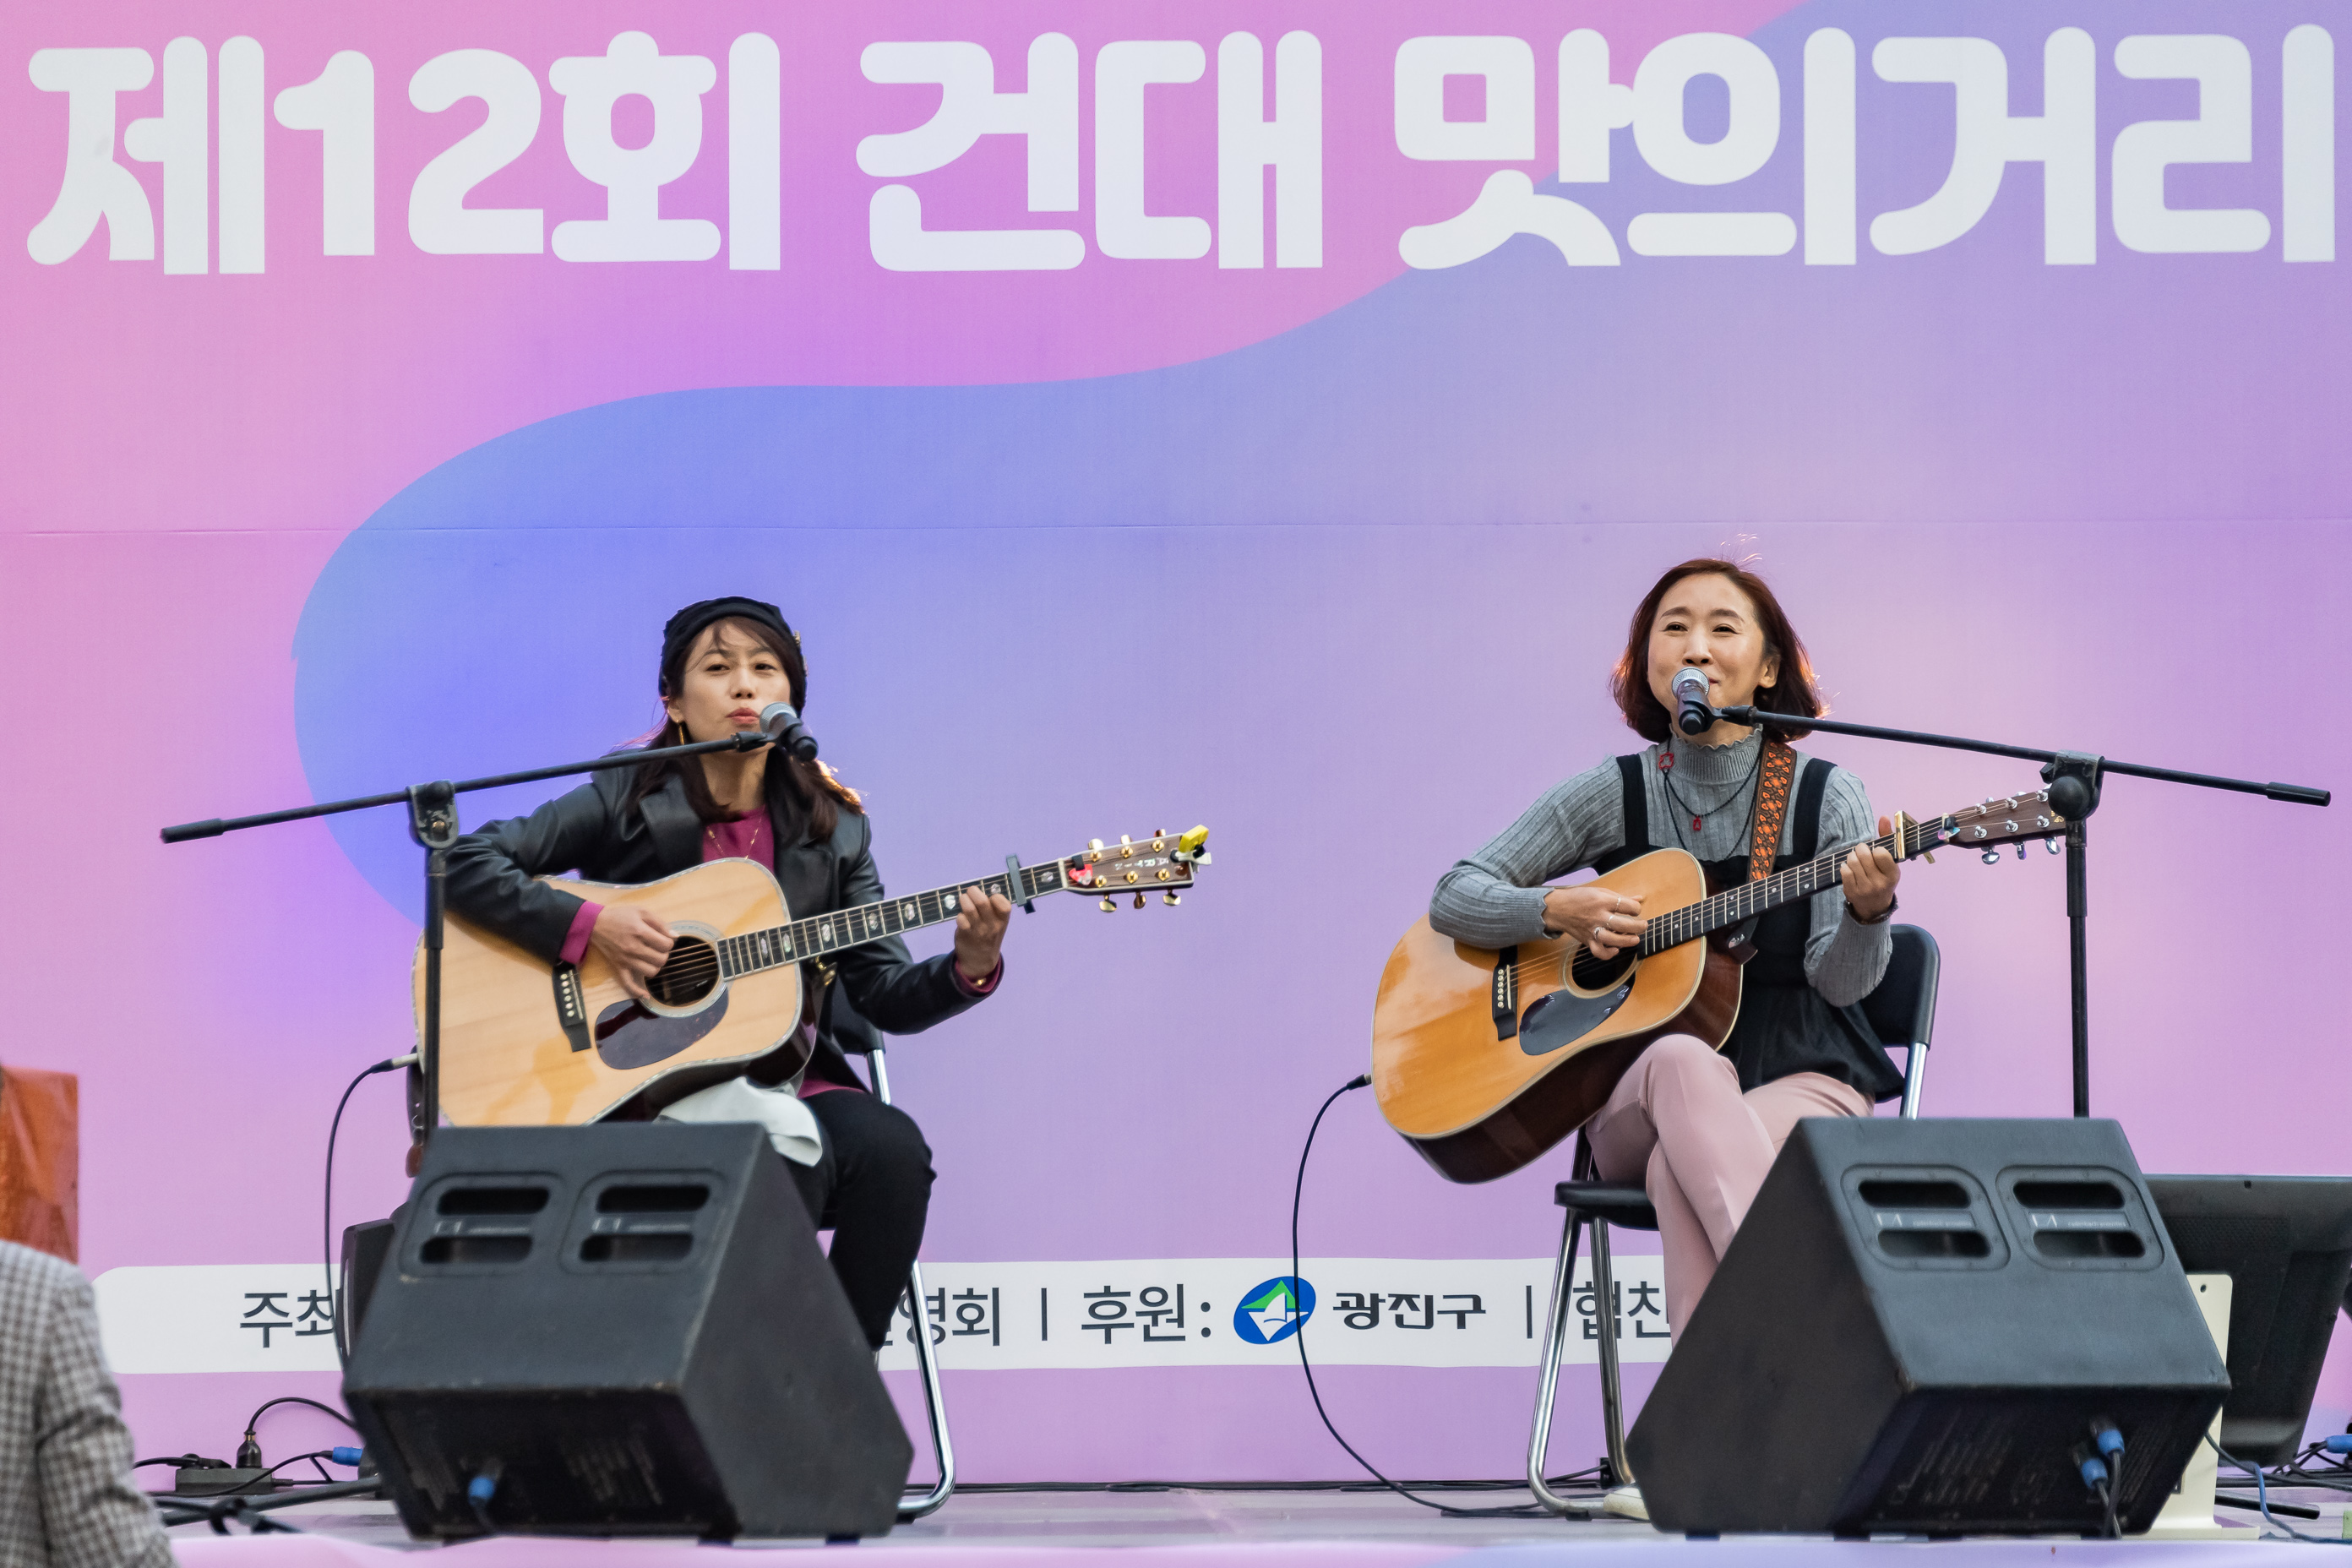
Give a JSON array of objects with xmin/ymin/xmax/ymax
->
[
  {"xmin": 1491, "ymin": 946, "xmax": 1518, "ymax": 1041},
  {"xmin": 552, "ymin": 962, "xmax": 591, "ymax": 1053}
]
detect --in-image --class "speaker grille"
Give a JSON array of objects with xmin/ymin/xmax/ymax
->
[{"xmin": 1842, "ymin": 1165, "xmax": 2007, "ymax": 1270}]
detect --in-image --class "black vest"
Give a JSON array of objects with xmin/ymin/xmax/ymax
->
[{"xmin": 1594, "ymin": 753, "xmax": 1904, "ymax": 1102}]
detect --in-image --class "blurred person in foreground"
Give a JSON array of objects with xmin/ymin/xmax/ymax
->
[{"xmin": 0, "ymin": 1239, "xmax": 173, "ymax": 1567}]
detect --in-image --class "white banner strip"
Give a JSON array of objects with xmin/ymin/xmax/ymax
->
[
  {"xmin": 877, "ymin": 1257, "xmax": 1670, "ymax": 1371},
  {"xmin": 95, "ymin": 1265, "xmax": 346, "ymax": 1374},
  {"xmin": 94, "ymin": 1257, "xmax": 1671, "ymax": 1375}
]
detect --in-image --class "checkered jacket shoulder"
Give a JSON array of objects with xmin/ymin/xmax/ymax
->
[{"xmin": 0, "ymin": 1243, "xmax": 172, "ymax": 1568}]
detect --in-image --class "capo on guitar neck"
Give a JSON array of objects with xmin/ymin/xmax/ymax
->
[{"xmin": 1006, "ymin": 854, "xmax": 1036, "ymax": 915}]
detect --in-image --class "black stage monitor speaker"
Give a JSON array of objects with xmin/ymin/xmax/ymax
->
[
  {"xmin": 1627, "ymin": 1119, "xmax": 2230, "ymax": 1538},
  {"xmin": 338, "ymin": 1216, "xmax": 395, "ymax": 1361},
  {"xmin": 343, "ymin": 1123, "xmax": 912, "ymax": 1541},
  {"xmin": 2145, "ymin": 1174, "xmax": 2352, "ymax": 1465}
]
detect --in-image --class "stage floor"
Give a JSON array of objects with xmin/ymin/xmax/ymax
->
[{"xmin": 162, "ymin": 1483, "xmax": 2346, "ymax": 1563}]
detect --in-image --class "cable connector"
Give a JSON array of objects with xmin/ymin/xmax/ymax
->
[
  {"xmin": 330, "ymin": 1446, "xmax": 366, "ymax": 1467},
  {"xmin": 2088, "ymin": 1416, "xmax": 2125, "ymax": 1464},
  {"xmin": 2077, "ymin": 1453, "xmax": 2110, "ymax": 1490},
  {"xmin": 2325, "ymin": 1434, "xmax": 2352, "ymax": 1456},
  {"xmin": 234, "ymin": 1429, "xmax": 262, "ymax": 1470},
  {"xmin": 467, "ymin": 1462, "xmax": 501, "ymax": 1535}
]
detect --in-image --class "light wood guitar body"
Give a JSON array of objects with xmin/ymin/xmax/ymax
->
[
  {"xmin": 416, "ymin": 825, "xmax": 1212, "ymax": 1129},
  {"xmin": 426, "ymin": 859, "xmax": 803, "ymax": 1128},
  {"xmin": 1373, "ymin": 850, "xmax": 1740, "ymax": 1184},
  {"xmin": 1370, "ymin": 791, "xmax": 2066, "ymax": 1183}
]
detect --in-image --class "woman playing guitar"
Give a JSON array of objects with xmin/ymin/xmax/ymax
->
[
  {"xmin": 1430, "ymin": 560, "xmax": 1903, "ymax": 1341},
  {"xmin": 444, "ymin": 596, "xmax": 1013, "ymax": 1348}
]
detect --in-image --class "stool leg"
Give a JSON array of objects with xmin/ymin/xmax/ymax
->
[
  {"xmin": 1899, "ymin": 1041, "xmax": 1929, "ymax": 1120},
  {"xmin": 866, "ymin": 1046, "xmax": 956, "ymax": 1522},
  {"xmin": 896, "ymin": 1259, "xmax": 956, "ymax": 1521},
  {"xmin": 1526, "ymin": 1206, "xmax": 1589, "ymax": 1515},
  {"xmin": 1591, "ymin": 1219, "xmax": 1633, "ymax": 1488}
]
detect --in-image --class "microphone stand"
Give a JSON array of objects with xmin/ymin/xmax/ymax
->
[
  {"xmin": 1709, "ymin": 705, "xmax": 2329, "ymax": 1117},
  {"xmin": 160, "ymin": 731, "xmax": 777, "ymax": 1153}
]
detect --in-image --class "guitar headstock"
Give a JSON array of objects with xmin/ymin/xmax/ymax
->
[
  {"xmin": 1058, "ymin": 825, "xmax": 1210, "ymax": 910},
  {"xmin": 1901, "ymin": 790, "xmax": 2066, "ymax": 862}
]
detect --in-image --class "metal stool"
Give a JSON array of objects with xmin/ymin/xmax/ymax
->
[{"xmin": 1526, "ymin": 925, "xmax": 1941, "ymax": 1514}]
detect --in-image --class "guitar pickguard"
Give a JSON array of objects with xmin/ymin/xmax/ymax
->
[
  {"xmin": 1517, "ymin": 977, "xmax": 1635, "ymax": 1056},
  {"xmin": 593, "ymin": 991, "xmax": 732, "ymax": 1070}
]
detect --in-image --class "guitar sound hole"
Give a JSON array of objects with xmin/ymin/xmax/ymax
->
[
  {"xmin": 1567, "ymin": 947, "xmax": 1635, "ymax": 992},
  {"xmin": 650, "ymin": 936, "xmax": 720, "ymax": 1006}
]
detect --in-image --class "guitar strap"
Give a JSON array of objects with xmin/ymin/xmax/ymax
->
[{"xmin": 1747, "ymin": 739, "xmax": 1799, "ymax": 883}]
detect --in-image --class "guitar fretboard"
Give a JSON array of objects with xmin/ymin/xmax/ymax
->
[
  {"xmin": 712, "ymin": 859, "xmax": 1071, "ymax": 978},
  {"xmin": 1633, "ymin": 818, "xmax": 1930, "ymax": 957}
]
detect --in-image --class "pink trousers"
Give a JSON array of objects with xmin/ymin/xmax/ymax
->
[{"xmin": 1587, "ymin": 1035, "xmax": 1870, "ymax": 1337}]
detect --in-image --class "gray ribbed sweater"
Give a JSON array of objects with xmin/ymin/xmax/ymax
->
[{"xmin": 1429, "ymin": 728, "xmax": 1892, "ymax": 1007}]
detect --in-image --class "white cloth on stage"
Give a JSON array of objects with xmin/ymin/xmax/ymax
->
[{"xmin": 656, "ymin": 1075, "xmax": 823, "ymax": 1166}]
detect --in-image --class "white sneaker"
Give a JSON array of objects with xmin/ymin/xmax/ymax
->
[{"xmin": 1603, "ymin": 1484, "xmax": 1649, "ymax": 1522}]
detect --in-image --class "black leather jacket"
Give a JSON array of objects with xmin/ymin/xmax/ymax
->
[{"xmin": 444, "ymin": 765, "xmax": 981, "ymax": 1088}]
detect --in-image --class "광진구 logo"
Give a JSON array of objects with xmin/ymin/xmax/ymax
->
[{"xmin": 1232, "ymin": 1276, "xmax": 1315, "ymax": 1344}]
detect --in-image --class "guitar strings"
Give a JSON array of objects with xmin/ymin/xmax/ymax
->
[
  {"xmin": 1500, "ymin": 826, "xmax": 1914, "ymax": 984},
  {"xmin": 1511, "ymin": 808, "xmax": 2041, "ymax": 983},
  {"xmin": 632, "ymin": 863, "xmax": 1066, "ymax": 983},
  {"xmin": 1499, "ymin": 803, "xmax": 2047, "ymax": 986}
]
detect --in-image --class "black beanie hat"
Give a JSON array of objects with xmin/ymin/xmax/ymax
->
[{"xmin": 660, "ymin": 597, "xmax": 803, "ymax": 707}]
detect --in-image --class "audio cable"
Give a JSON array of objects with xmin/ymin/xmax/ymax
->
[
  {"xmin": 1290, "ymin": 1074, "xmax": 1580, "ymax": 1520},
  {"xmin": 324, "ymin": 1053, "xmax": 418, "ymax": 1369},
  {"xmin": 2209, "ymin": 1435, "xmax": 2352, "ymax": 1546}
]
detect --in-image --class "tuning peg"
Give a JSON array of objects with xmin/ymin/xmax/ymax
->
[
  {"xmin": 1162, "ymin": 892, "xmax": 1180, "ymax": 906},
  {"xmin": 1980, "ymin": 849, "xmax": 2001, "ymax": 866},
  {"xmin": 1088, "ymin": 838, "xmax": 1104, "ymax": 854},
  {"xmin": 1132, "ymin": 892, "xmax": 1146, "ymax": 910},
  {"xmin": 1099, "ymin": 897, "xmax": 1117, "ymax": 912},
  {"xmin": 2045, "ymin": 839, "xmax": 2062, "ymax": 855}
]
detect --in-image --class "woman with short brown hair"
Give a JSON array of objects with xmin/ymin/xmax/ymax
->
[{"xmin": 1431, "ymin": 559, "xmax": 1905, "ymax": 1341}]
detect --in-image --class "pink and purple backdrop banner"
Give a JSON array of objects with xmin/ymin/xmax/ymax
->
[{"xmin": 3, "ymin": 0, "xmax": 2347, "ymax": 1483}]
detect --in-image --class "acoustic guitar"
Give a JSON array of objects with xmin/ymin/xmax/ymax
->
[
  {"xmin": 1371, "ymin": 793, "xmax": 2064, "ymax": 1182},
  {"xmin": 422, "ymin": 826, "xmax": 1210, "ymax": 1127}
]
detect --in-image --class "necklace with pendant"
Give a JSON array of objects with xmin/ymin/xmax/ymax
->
[{"xmin": 1658, "ymin": 742, "xmax": 1763, "ymax": 841}]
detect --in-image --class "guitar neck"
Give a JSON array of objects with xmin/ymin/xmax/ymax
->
[
  {"xmin": 1636, "ymin": 818, "xmax": 1925, "ymax": 956},
  {"xmin": 714, "ymin": 858, "xmax": 1074, "ymax": 979}
]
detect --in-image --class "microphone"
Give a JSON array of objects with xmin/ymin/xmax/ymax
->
[
  {"xmin": 758, "ymin": 702, "xmax": 820, "ymax": 762},
  {"xmin": 1671, "ymin": 667, "xmax": 1715, "ymax": 737}
]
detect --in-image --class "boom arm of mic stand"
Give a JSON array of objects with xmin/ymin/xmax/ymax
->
[
  {"xmin": 157, "ymin": 727, "xmax": 780, "ymax": 1154},
  {"xmin": 1711, "ymin": 704, "xmax": 2327, "ymax": 1120},
  {"xmin": 156, "ymin": 731, "xmax": 775, "ymax": 844},
  {"xmin": 1710, "ymin": 708, "xmax": 2329, "ymax": 806}
]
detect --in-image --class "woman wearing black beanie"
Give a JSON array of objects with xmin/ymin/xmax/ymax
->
[{"xmin": 444, "ymin": 596, "xmax": 1010, "ymax": 1348}]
